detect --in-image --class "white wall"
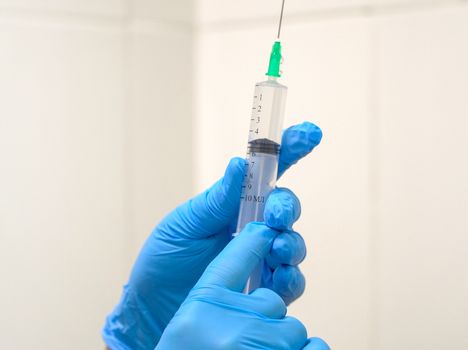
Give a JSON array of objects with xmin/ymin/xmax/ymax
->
[
  {"xmin": 0, "ymin": 1, "xmax": 193, "ymax": 349},
  {"xmin": 375, "ymin": 6, "xmax": 468, "ymax": 349},
  {"xmin": 195, "ymin": 1, "xmax": 468, "ymax": 349}
]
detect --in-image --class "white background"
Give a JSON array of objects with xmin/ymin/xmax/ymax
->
[{"xmin": 1, "ymin": 0, "xmax": 467, "ymax": 349}]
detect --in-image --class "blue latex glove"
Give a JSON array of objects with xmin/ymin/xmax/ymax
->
[
  {"xmin": 103, "ymin": 122, "xmax": 323, "ymax": 350},
  {"xmin": 156, "ymin": 222, "xmax": 329, "ymax": 350}
]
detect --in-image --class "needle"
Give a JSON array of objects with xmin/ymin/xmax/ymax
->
[{"xmin": 277, "ymin": 0, "xmax": 286, "ymax": 40}]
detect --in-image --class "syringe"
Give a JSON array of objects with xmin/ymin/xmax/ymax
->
[{"xmin": 235, "ymin": 0, "xmax": 288, "ymax": 293}]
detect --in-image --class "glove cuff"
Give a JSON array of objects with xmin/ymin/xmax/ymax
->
[{"xmin": 102, "ymin": 284, "xmax": 161, "ymax": 350}]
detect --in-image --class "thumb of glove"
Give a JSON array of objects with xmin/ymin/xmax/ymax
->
[{"xmin": 196, "ymin": 222, "xmax": 278, "ymax": 291}]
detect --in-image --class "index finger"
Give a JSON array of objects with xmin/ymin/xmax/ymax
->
[{"xmin": 278, "ymin": 122, "xmax": 322, "ymax": 178}]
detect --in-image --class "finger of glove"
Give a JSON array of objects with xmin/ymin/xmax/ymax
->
[
  {"xmin": 248, "ymin": 288, "xmax": 287, "ymax": 319},
  {"xmin": 197, "ymin": 222, "xmax": 277, "ymax": 291},
  {"xmin": 270, "ymin": 265, "xmax": 306, "ymax": 305},
  {"xmin": 264, "ymin": 188, "xmax": 301, "ymax": 231},
  {"xmin": 266, "ymin": 231, "xmax": 306, "ymax": 269},
  {"xmin": 278, "ymin": 122, "xmax": 322, "ymax": 178},
  {"xmin": 170, "ymin": 157, "xmax": 244, "ymax": 239},
  {"xmin": 274, "ymin": 316, "xmax": 309, "ymax": 349},
  {"xmin": 188, "ymin": 285, "xmax": 287, "ymax": 320},
  {"xmin": 249, "ymin": 315, "xmax": 307, "ymax": 350},
  {"xmin": 303, "ymin": 337, "xmax": 331, "ymax": 350}
]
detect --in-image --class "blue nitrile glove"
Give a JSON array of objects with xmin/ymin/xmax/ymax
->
[
  {"xmin": 103, "ymin": 122, "xmax": 323, "ymax": 350},
  {"xmin": 156, "ymin": 222, "xmax": 330, "ymax": 350}
]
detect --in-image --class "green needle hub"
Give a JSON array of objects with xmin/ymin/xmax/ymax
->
[{"xmin": 266, "ymin": 41, "xmax": 282, "ymax": 78}]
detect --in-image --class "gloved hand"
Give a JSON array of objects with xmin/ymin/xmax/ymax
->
[
  {"xmin": 103, "ymin": 122, "xmax": 323, "ymax": 350},
  {"xmin": 156, "ymin": 222, "xmax": 330, "ymax": 350}
]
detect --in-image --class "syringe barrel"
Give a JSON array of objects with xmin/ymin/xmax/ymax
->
[
  {"xmin": 247, "ymin": 79, "xmax": 287, "ymax": 144},
  {"xmin": 235, "ymin": 78, "xmax": 287, "ymax": 293}
]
